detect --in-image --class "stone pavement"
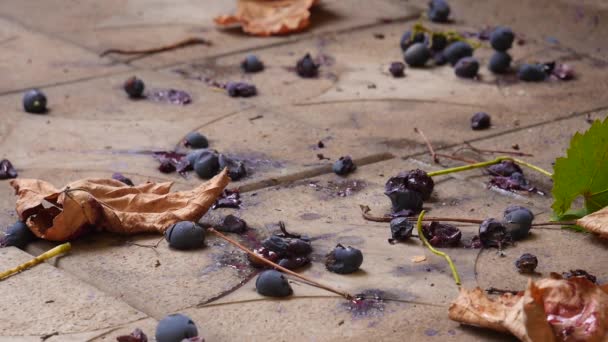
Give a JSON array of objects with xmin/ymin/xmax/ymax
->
[{"xmin": 0, "ymin": 0, "xmax": 607, "ymax": 341}]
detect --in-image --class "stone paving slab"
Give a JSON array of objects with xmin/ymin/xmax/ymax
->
[
  {"xmin": 0, "ymin": 69, "xmax": 252, "ymax": 189},
  {"xmin": 0, "ymin": 0, "xmax": 421, "ymax": 69},
  {"xmin": 0, "ymin": 247, "xmax": 149, "ymax": 339},
  {"xmin": 165, "ymin": 19, "xmax": 608, "ymax": 114},
  {"xmin": 414, "ymin": 110, "xmax": 608, "ymax": 210},
  {"xmin": 26, "ymin": 230, "xmax": 259, "ymax": 320},
  {"xmin": 182, "ymin": 291, "xmax": 516, "ymax": 341},
  {"xmin": 0, "ymin": 17, "xmax": 128, "ymax": 94},
  {"xmin": 204, "ymin": 158, "xmax": 548, "ymax": 304}
]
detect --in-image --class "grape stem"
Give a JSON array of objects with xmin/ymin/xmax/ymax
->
[
  {"xmin": 208, "ymin": 228, "xmax": 354, "ymax": 301},
  {"xmin": 414, "ymin": 127, "xmax": 438, "ymax": 163},
  {"xmin": 359, "ymin": 205, "xmax": 576, "ymax": 226},
  {"xmin": 427, "ymin": 156, "xmax": 552, "ymax": 178},
  {"xmin": 416, "ymin": 211, "xmax": 461, "ymax": 286},
  {"xmin": 0, "ymin": 243, "xmax": 71, "ymax": 281}
]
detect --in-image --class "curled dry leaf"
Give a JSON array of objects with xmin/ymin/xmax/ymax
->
[
  {"xmin": 449, "ymin": 275, "xmax": 608, "ymax": 341},
  {"xmin": 214, "ymin": 0, "xmax": 319, "ymax": 36},
  {"xmin": 9, "ymin": 169, "xmax": 230, "ymax": 241},
  {"xmin": 577, "ymin": 206, "xmax": 608, "ymax": 238}
]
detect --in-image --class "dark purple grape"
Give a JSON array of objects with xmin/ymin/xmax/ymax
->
[
  {"xmin": 158, "ymin": 160, "xmax": 176, "ymax": 173},
  {"xmin": 488, "ymin": 51, "xmax": 512, "ymax": 74},
  {"xmin": 400, "ymin": 31, "xmax": 427, "ymax": 52},
  {"xmin": 112, "ymin": 172, "xmax": 134, "ymax": 186},
  {"xmin": 226, "ymin": 82, "xmax": 257, "ymax": 97},
  {"xmin": 518, "ymin": 64, "xmax": 546, "ymax": 82},
  {"xmin": 277, "ymin": 256, "xmax": 310, "ymax": 269},
  {"xmin": 116, "ymin": 328, "xmax": 147, "ymax": 342},
  {"xmin": 562, "ymin": 269, "xmax": 597, "ymax": 283},
  {"xmin": 388, "ymin": 62, "xmax": 405, "ymax": 77},
  {"xmin": 471, "ymin": 112, "xmax": 491, "ymax": 130},
  {"xmin": 218, "ymin": 154, "xmax": 247, "ymax": 181},
  {"xmin": 443, "ymin": 41, "xmax": 473, "ymax": 66},
  {"xmin": 325, "ymin": 244, "xmax": 363, "ymax": 274},
  {"xmin": 296, "ymin": 53, "xmax": 319, "ymax": 78},
  {"xmin": 0, "ymin": 159, "xmax": 18, "ymax": 180},
  {"xmin": 184, "ymin": 132, "xmax": 209, "ymax": 149},
  {"xmin": 255, "ymin": 270, "xmax": 293, "ymax": 297},
  {"xmin": 428, "ymin": 0, "xmax": 450, "ymax": 23},
  {"xmin": 487, "ymin": 160, "xmax": 523, "ymax": 177},
  {"xmin": 454, "ymin": 57, "xmax": 479, "ymax": 78},
  {"xmin": 193, "ymin": 151, "xmax": 220, "ymax": 179},
  {"xmin": 503, "ymin": 206, "xmax": 534, "ymax": 240},
  {"xmin": 404, "ymin": 43, "xmax": 431, "ymax": 67},
  {"xmin": 123, "ymin": 77, "xmax": 145, "ymax": 99},
  {"xmin": 241, "ymin": 54, "xmax": 264, "ymax": 73},
  {"xmin": 389, "ymin": 217, "xmax": 414, "ymax": 242},
  {"xmin": 248, "ymin": 247, "xmax": 280, "ymax": 268},
  {"xmin": 385, "ymin": 169, "xmax": 434, "ymax": 200},
  {"xmin": 0, "ymin": 221, "xmax": 36, "ymax": 249},
  {"xmin": 430, "ymin": 33, "xmax": 448, "ymax": 51},
  {"xmin": 509, "ymin": 172, "xmax": 528, "ymax": 187},
  {"xmin": 515, "ymin": 253, "xmax": 538, "ymax": 273},
  {"xmin": 155, "ymin": 314, "xmax": 198, "ymax": 342},
  {"xmin": 489, "ymin": 27, "xmax": 514, "ymax": 51},
  {"xmin": 478, "ymin": 218, "xmax": 508, "ymax": 248},
  {"xmin": 164, "ymin": 221, "xmax": 205, "ymax": 250},
  {"xmin": 433, "ymin": 52, "xmax": 448, "ymax": 65},
  {"xmin": 385, "ymin": 188, "xmax": 423, "ymax": 213},
  {"xmin": 23, "ymin": 89, "xmax": 47, "ymax": 114},
  {"xmin": 422, "ymin": 222, "xmax": 461, "ymax": 247},
  {"xmin": 217, "ymin": 214, "xmax": 247, "ymax": 233},
  {"xmin": 332, "ymin": 156, "xmax": 356, "ymax": 176}
]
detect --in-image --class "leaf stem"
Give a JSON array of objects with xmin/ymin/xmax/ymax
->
[
  {"xmin": 415, "ymin": 211, "xmax": 461, "ymax": 286},
  {"xmin": 0, "ymin": 243, "xmax": 71, "ymax": 281},
  {"xmin": 208, "ymin": 228, "xmax": 354, "ymax": 300}
]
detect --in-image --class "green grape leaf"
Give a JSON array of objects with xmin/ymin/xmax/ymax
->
[{"xmin": 552, "ymin": 117, "xmax": 608, "ymax": 219}]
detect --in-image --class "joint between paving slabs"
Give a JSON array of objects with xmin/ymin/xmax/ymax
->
[
  {"xmin": 151, "ymin": 11, "xmax": 424, "ymax": 71},
  {"xmin": 237, "ymin": 152, "xmax": 394, "ymax": 193}
]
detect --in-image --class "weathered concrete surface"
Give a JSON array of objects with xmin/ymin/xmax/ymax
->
[
  {"xmin": 0, "ymin": 0, "xmax": 607, "ymax": 340},
  {"xmin": 0, "ymin": 247, "xmax": 149, "ymax": 338}
]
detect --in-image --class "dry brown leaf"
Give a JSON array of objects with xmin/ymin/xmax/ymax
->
[
  {"xmin": 214, "ymin": 0, "xmax": 319, "ymax": 36},
  {"xmin": 449, "ymin": 275, "xmax": 608, "ymax": 341},
  {"xmin": 577, "ymin": 206, "xmax": 608, "ymax": 238},
  {"xmin": 9, "ymin": 170, "xmax": 230, "ymax": 241}
]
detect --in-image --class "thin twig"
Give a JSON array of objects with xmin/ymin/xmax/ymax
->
[
  {"xmin": 464, "ymin": 142, "xmax": 534, "ymax": 157},
  {"xmin": 0, "ymin": 243, "xmax": 71, "ymax": 281},
  {"xmin": 436, "ymin": 153, "xmax": 479, "ymax": 164},
  {"xmin": 100, "ymin": 37, "xmax": 211, "ymax": 57},
  {"xmin": 414, "ymin": 127, "xmax": 438, "ymax": 163},
  {"xmin": 416, "ymin": 211, "xmax": 461, "ymax": 286},
  {"xmin": 208, "ymin": 228, "xmax": 354, "ymax": 300}
]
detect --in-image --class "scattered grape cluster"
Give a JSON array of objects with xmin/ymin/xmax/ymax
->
[
  {"xmin": 384, "ymin": 169, "xmax": 434, "ymax": 214},
  {"xmin": 185, "ymin": 148, "xmax": 247, "ymax": 181}
]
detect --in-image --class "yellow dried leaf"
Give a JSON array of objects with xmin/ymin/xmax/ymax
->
[
  {"xmin": 9, "ymin": 170, "xmax": 230, "ymax": 241},
  {"xmin": 577, "ymin": 206, "xmax": 608, "ymax": 238},
  {"xmin": 214, "ymin": 0, "xmax": 319, "ymax": 36},
  {"xmin": 449, "ymin": 275, "xmax": 608, "ymax": 341}
]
